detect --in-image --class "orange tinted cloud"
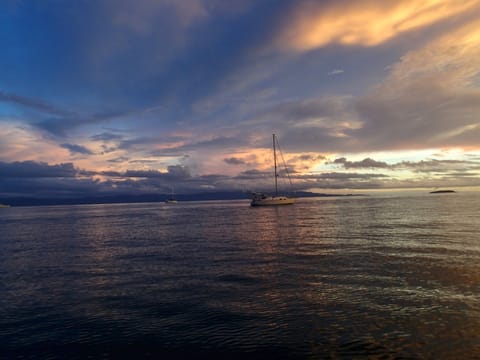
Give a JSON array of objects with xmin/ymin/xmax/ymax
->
[
  {"xmin": 383, "ymin": 18, "xmax": 480, "ymax": 90},
  {"xmin": 0, "ymin": 124, "xmax": 68, "ymax": 163},
  {"xmin": 277, "ymin": 0, "xmax": 479, "ymax": 51},
  {"xmin": 353, "ymin": 15, "xmax": 480, "ymax": 151}
]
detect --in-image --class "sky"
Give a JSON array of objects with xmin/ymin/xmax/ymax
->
[{"xmin": 1, "ymin": 0, "xmax": 480, "ymax": 199}]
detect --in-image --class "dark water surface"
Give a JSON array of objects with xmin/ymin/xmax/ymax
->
[{"xmin": 1, "ymin": 192, "xmax": 480, "ymax": 359}]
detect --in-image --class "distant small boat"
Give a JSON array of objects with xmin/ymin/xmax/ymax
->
[
  {"xmin": 0, "ymin": 204, "xmax": 10, "ymax": 208},
  {"xmin": 165, "ymin": 187, "xmax": 178, "ymax": 203},
  {"xmin": 430, "ymin": 190, "xmax": 456, "ymax": 194},
  {"xmin": 251, "ymin": 134, "xmax": 295, "ymax": 206}
]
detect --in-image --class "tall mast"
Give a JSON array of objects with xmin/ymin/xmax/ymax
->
[{"xmin": 273, "ymin": 133, "xmax": 278, "ymax": 196}]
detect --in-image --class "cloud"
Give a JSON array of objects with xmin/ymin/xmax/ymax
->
[
  {"xmin": 355, "ymin": 18, "xmax": 480, "ymax": 150},
  {"xmin": 275, "ymin": 0, "xmax": 479, "ymax": 51},
  {"xmin": 245, "ymin": 95, "xmax": 362, "ymax": 152},
  {"xmin": 224, "ymin": 157, "xmax": 246, "ymax": 165},
  {"xmin": 0, "ymin": 161, "xmax": 78, "ymax": 178},
  {"xmin": 328, "ymin": 69, "xmax": 344, "ymax": 76},
  {"xmin": 60, "ymin": 143, "xmax": 94, "ymax": 155},
  {"xmin": 34, "ymin": 110, "xmax": 133, "ymax": 137},
  {"xmin": 149, "ymin": 136, "xmax": 248, "ymax": 156},
  {"xmin": 236, "ymin": 169, "xmax": 269, "ymax": 180},
  {"xmin": 106, "ymin": 165, "xmax": 192, "ymax": 181},
  {"xmin": 0, "ymin": 155, "xmax": 477, "ymax": 200},
  {"xmin": 107, "ymin": 156, "xmax": 129, "ymax": 163},
  {"xmin": 0, "ymin": 90, "xmax": 139, "ymax": 138},
  {"xmin": 2, "ymin": 1, "xmax": 480, "ymax": 197},
  {"xmin": 91, "ymin": 132, "xmax": 124, "ymax": 141},
  {"xmin": 0, "ymin": 177, "xmax": 104, "ymax": 198},
  {"xmin": 331, "ymin": 157, "xmax": 480, "ymax": 177},
  {"xmin": 0, "ymin": 91, "xmax": 72, "ymax": 117},
  {"xmin": 210, "ymin": 11, "xmax": 480, "ymax": 155},
  {"xmin": 396, "ymin": 159, "xmax": 478, "ymax": 173},
  {"xmin": 333, "ymin": 157, "xmax": 390, "ymax": 169},
  {"xmin": 165, "ymin": 164, "xmax": 191, "ymax": 178},
  {"xmin": 0, "ymin": 160, "xmax": 194, "ymax": 198},
  {"xmin": 292, "ymin": 154, "xmax": 326, "ymax": 162},
  {"xmin": 110, "ymin": 0, "xmax": 209, "ymax": 34},
  {"xmin": 82, "ymin": 0, "xmax": 218, "ymax": 91}
]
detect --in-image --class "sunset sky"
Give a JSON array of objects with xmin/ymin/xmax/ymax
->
[{"xmin": 1, "ymin": 0, "xmax": 479, "ymax": 199}]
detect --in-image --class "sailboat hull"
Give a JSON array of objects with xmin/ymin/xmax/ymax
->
[
  {"xmin": 251, "ymin": 195, "xmax": 295, "ymax": 206},
  {"xmin": 250, "ymin": 134, "xmax": 295, "ymax": 207}
]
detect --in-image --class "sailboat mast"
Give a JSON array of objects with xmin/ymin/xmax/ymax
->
[{"xmin": 273, "ymin": 133, "xmax": 278, "ymax": 196}]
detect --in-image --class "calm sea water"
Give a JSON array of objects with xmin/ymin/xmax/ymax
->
[{"xmin": 1, "ymin": 192, "xmax": 480, "ymax": 359}]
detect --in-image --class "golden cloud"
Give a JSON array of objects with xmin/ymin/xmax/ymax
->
[
  {"xmin": 355, "ymin": 15, "xmax": 480, "ymax": 152},
  {"xmin": 277, "ymin": 0, "xmax": 480, "ymax": 51},
  {"xmin": 383, "ymin": 18, "xmax": 480, "ymax": 90}
]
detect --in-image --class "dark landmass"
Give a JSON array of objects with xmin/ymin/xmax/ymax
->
[
  {"xmin": 0, "ymin": 191, "xmax": 365, "ymax": 207},
  {"xmin": 429, "ymin": 190, "xmax": 456, "ymax": 194}
]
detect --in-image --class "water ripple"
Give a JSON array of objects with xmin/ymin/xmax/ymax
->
[{"xmin": 1, "ymin": 194, "xmax": 480, "ymax": 358}]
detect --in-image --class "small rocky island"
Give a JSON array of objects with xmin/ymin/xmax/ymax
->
[{"xmin": 429, "ymin": 190, "xmax": 456, "ymax": 194}]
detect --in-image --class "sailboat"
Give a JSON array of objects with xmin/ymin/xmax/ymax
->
[
  {"xmin": 251, "ymin": 134, "xmax": 295, "ymax": 206},
  {"xmin": 165, "ymin": 187, "xmax": 178, "ymax": 203}
]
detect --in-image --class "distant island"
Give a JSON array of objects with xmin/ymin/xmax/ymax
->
[{"xmin": 429, "ymin": 190, "xmax": 456, "ymax": 194}]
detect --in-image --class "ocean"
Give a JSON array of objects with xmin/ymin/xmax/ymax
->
[{"xmin": 1, "ymin": 192, "xmax": 480, "ymax": 359}]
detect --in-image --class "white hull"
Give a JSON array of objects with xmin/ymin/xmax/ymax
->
[
  {"xmin": 250, "ymin": 134, "xmax": 295, "ymax": 207},
  {"xmin": 251, "ymin": 195, "xmax": 295, "ymax": 206}
]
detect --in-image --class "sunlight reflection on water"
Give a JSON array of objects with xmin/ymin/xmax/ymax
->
[{"xmin": 1, "ymin": 193, "xmax": 480, "ymax": 358}]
